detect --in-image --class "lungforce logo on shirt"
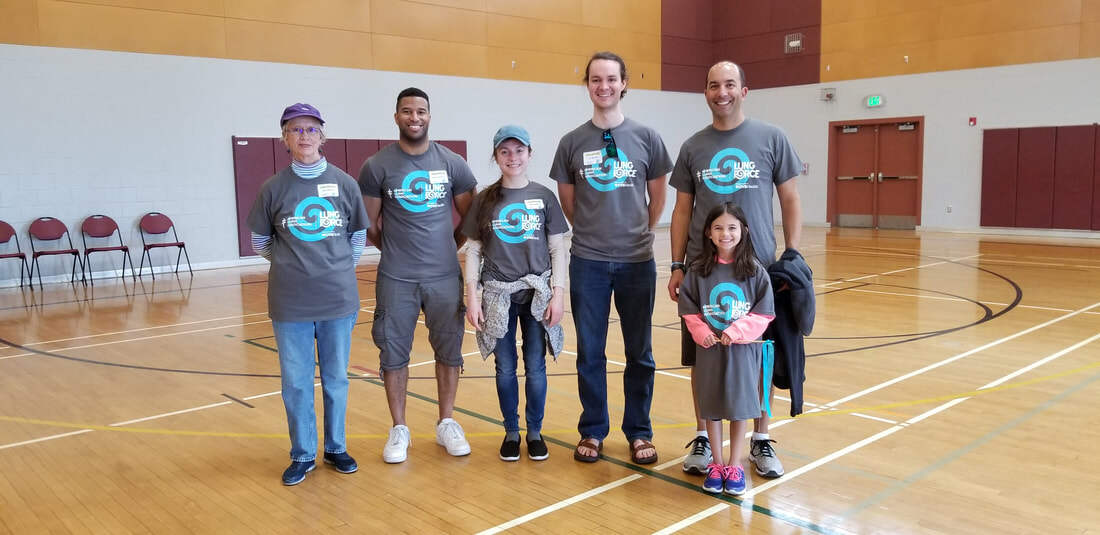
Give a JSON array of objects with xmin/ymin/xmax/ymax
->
[
  {"xmin": 580, "ymin": 148, "xmax": 637, "ymax": 192},
  {"xmin": 283, "ymin": 196, "xmax": 343, "ymax": 242},
  {"xmin": 696, "ymin": 148, "xmax": 761, "ymax": 194},
  {"xmin": 492, "ymin": 203, "xmax": 542, "ymax": 244},
  {"xmin": 703, "ymin": 282, "xmax": 751, "ymax": 330},
  {"xmin": 388, "ymin": 169, "xmax": 449, "ymax": 213}
]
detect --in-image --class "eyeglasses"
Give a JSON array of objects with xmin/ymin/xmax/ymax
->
[
  {"xmin": 602, "ymin": 129, "xmax": 618, "ymax": 159},
  {"xmin": 286, "ymin": 126, "xmax": 322, "ymax": 137}
]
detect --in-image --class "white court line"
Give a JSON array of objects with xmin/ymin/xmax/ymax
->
[
  {"xmin": 653, "ymin": 504, "xmax": 730, "ymax": 535},
  {"xmin": 819, "ymin": 300, "xmax": 1100, "ymax": 410},
  {"xmin": 820, "ymin": 254, "xmax": 981, "ymax": 289},
  {"xmin": 656, "ymin": 323, "xmax": 1100, "ymax": 532},
  {"xmin": 0, "ymin": 382, "xmax": 326, "ymax": 450},
  {"xmin": 475, "ymin": 474, "xmax": 642, "ymax": 535},
  {"xmin": 109, "ymin": 401, "xmax": 234, "ymax": 427},
  {"xmin": 0, "ymin": 429, "xmax": 94, "ymax": 451},
  {"xmin": 0, "ymin": 319, "xmax": 274, "ymax": 361},
  {"xmin": 0, "ymin": 312, "xmax": 270, "ymax": 349}
]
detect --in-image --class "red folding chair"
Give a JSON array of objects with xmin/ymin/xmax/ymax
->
[
  {"xmin": 138, "ymin": 212, "xmax": 192, "ymax": 279},
  {"xmin": 81, "ymin": 214, "xmax": 136, "ymax": 285},
  {"xmin": 28, "ymin": 216, "xmax": 85, "ymax": 288},
  {"xmin": 0, "ymin": 220, "xmax": 31, "ymax": 287}
]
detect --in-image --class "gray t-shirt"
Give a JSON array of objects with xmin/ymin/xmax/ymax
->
[
  {"xmin": 550, "ymin": 118, "xmax": 673, "ymax": 262},
  {"xmin": 358, "ymin": 142, "xmax": 478, "ymax": 282},
  {"xmin": 678, "ymin": 262, "xmax": 774, "ymax": 420},
  {"xmin": 461, "ymin": 181, "xmax": 569, "ymax": 283},
  {"xmin": 669, "ymin": 118, "xmax": 802, "ymax": 267},
  {"xmin": 247, "ymin": 165, "xmax": 370, "ymax": 322}
]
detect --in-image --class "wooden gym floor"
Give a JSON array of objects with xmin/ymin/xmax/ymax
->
[{"xmin": 1, "ymin": 227, "xmax": 1098, "ymax": 534}]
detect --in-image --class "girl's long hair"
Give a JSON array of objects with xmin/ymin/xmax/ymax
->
[
  {"xmin": 689, "ymin": 202, "xmax": 758, "ymax": 279},
  {"xmin": 476, "ymin": 179, "xmax": 505, "ymax": 245}
]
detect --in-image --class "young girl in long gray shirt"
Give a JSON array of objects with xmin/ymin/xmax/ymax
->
[{"xmin": 678, "ymin": 202, "xmax": 774, "ymax": 496}]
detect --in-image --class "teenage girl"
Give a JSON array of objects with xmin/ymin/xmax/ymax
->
[
  {"xmin": 677, "ymin": 202, "xmax": 774, "ymax": 495},
  {"xmin": 463, "ymin": 125, "xmax": 569, "ymax": 462}
]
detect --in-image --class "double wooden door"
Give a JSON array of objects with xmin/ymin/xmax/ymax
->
[{"xmin": 829, "ymin": 117, "xmax": 924, "ymax": 229}]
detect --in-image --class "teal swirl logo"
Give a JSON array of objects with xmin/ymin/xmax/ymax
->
[
  {"xmin": 585, "ymin": 148, "xmax": 632, "ymax": 192},
  {"xmin": 492, "ymin": 203, "xmax": 539, "ymax": 244},
  {"xmin": 705, "ymin": 148, "xmax": 753, "ymax": 194},
  {"xmin": 705, "ymin": 282, "xmax": 749, "ymax": 330},
  {"xmin": 289, "ymin": 196, "xmax": 337, "ymax": 242},
  {"xmin": 396, "ymin": 170, "xmax": 445, "ymax": 213}
]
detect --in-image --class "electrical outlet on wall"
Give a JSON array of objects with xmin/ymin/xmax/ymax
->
[{"xmin": 945, "ymin": 204, "xmax": 953, "ymax": 213}]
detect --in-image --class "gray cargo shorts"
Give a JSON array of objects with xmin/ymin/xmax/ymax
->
[{"xmin": 371, "ymin": 273, "xmax": 465, "ymax": 371}]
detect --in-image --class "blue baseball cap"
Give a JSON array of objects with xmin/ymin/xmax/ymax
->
[
  {"xmin": 493, "ymin": 125, "xmax": 531, "ymax": 148},
  {"xmin": 280, "ymin": 102, "xmax": 325, "ymax": 126}
]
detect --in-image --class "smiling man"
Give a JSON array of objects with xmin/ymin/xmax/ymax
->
[
  {"xmin": 550, "ymin": 51, "xmax": 672, "ymax": 466},
  {"xmin": 358, "ymin": 87, "xmax": 477, "ymax": 464},
  {"xmin": 667, "ymin": 61, "xmax": 803, "ymax": 479}
]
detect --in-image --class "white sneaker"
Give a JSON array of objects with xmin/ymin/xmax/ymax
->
[
  {"xmin": 383, "ymin": 425, "xmax": 411, "ymax": 464},
  {"xmin": 435, "ymin": 418, "xmax": 471, "ymax": 457}
]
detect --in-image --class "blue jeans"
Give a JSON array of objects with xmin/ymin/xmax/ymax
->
[
  {"xmin": 570, "ymin": 256, "xmax": 656, "ymax": 441},
  {"xmin": 494, "ymin": 299, "xmax": 548, "ymax": 434},
  {"xmin": 272, "ymin": 312, "xmax": 357, "ymax": 462}
]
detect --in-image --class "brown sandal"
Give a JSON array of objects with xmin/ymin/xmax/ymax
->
[
  {"xmin": 630, "ymin": 438, "xmax": 658, "ymax": 464},
  {"xmin": 573, "ymin": 437, "xmax": 602, "ymax": 463}
]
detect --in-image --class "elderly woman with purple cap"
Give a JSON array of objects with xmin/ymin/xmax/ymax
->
[{"xmin": 247, "ymin": 103, "xmax": 370, "ymax": 485}]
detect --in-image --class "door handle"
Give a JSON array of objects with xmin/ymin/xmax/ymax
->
[{"xmin": 877, "ymin": 172, "xmax": 883, "ymax": 182}]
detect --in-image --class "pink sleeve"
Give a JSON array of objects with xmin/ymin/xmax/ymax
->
[
  {"xmin": 722, "ymin": 312, "xmax": 775, "ymax": 342},
  {"xmin": 682, "ymin": 314, "xmax": 713, "ymax": 346}
]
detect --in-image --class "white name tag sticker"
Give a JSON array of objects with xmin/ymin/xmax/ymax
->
[
  {"xmin": 582, "ymin": 150, "xmax": 603, "ymax": 166},
  {"xmin": 524, "ymin": 198, "xmax": 544, "ymax": 210},
  {"xmin": 429, "ymin": 170, "xmax": 449, "ymax": 183},
  {"xmin": 317, "ymin": 183, "xmax": 339, "ymax": 197}
]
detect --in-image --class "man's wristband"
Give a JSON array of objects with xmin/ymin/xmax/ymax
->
[{"xmin": 670, "ymin": 261, "xmax": 686, "ymax": 273}]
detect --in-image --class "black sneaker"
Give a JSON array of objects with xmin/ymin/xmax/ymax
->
[
  {"xmin": 323, "ymin": 451, "xmax": 358, "ymax": 474},
  {"xmin": 527, "ymin": 437, "xmax": 549, "ymax": 461},
  {"xmin": 500, "ymin": 438, "xmax": 521, "ymax": 461},
  {"xmin": 282, "ymin": 461, "xmax": 315, "ymax": 486}
]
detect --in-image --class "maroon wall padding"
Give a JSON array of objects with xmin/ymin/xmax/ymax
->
[
  {"xmin": 1052, "ymin": 125, "xmax": 1096, "ymax": 230},
  {"xmin": 1095, "ymin": 126, "xmax": 1100, "ymax": 230},
  {"xmin": 662, "ymin": 0, "xmax": 819, "ymax": 92},
  {"xmin": 346, "ymin": 139, "xmax": 381, "ymax": 178},
  {"xmin": 437, "ymin": 140, "xmax": 468, "ymax": 159},
  {"xmin": 1015, "ymin": 127, "xmax": 1057, "ymax": 229},
  {"xmin": 323, "ymin": 139, "xmax": 349, "ymax": 175},
  {"xmin": 231, "ymin": 137, "xmax": 277, "ymax": 257},
  {"xmin": 980, "ymin": 129, "xmax": 1019, "ymax": 228}
]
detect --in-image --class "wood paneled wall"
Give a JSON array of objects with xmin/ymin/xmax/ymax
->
[
  {"xmin": 660, "ymin": 0, "xmax": 821, "ymax": 92},
  {"xmin": 0, "ymin": 0, "xmax": 661, "ymax": 88},
  {"xmin": 822, "ymin": 0, "xmax": 1100, "ymax": 82}
]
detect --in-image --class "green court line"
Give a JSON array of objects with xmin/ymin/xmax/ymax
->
[{"xmin": 350, "ymin": 375, "xmax": 835, "ymax": 534}]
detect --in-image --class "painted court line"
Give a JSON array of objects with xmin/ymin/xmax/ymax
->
[
  {"xmin": 655, "ymin": 326, "xmax": 1100, "ymax": 532},
  {"xmin": 0, "ymin": 319, "xmax": 274, "ymax": 361},
  {"xmin": 0, "ymin": 429, "xmax": 94, "ymax": 451},
  {"xmin": 475, "ymin": 474, "xmax": 642, "ymax": 535},
  {"xmin": 0, "ymin": 312, "xmax": 270, "ymax": 349},
  {"xmin": 819, "ymin": 300, "xmax": 1100, "ymax": 410}
]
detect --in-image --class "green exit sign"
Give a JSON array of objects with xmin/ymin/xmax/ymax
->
[{"xmin": 865, "ymin": 95, "xmax": 885, "ymax": 108}]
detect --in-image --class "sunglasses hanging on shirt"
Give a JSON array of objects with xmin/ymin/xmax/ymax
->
[{"xmin": 602, "ymin": 129, "xmax": 618, "ymax": 159}]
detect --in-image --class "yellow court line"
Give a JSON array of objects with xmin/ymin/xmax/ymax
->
[{"xmin": 3, "ymin": 360, "xmax": 1097, "ymax": 439}]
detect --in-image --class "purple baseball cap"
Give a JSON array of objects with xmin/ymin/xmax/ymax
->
[{"xmin": 280, "ymin": 102, "xmax": 325, "ymax": 126}]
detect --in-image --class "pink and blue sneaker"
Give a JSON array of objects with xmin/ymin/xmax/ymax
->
[
  {"xmin": 724, "ymin": 465, "xmax": 746, "ymax": 496},
  {"xmin": 702, "ymin": 463, "xmax": 725, "ymax": 493}
]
